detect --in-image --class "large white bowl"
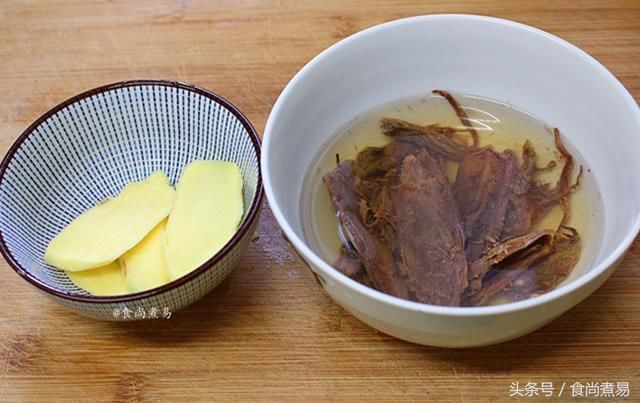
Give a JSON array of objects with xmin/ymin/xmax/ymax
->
[{"xmin": 262, "ymin": 15, "xmax": 640, "ymax": 347}]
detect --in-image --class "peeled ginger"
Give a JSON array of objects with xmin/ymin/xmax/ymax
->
[
  {"xmin": 65, "ymin": 262, "xmax": 128, "ymax": 296},
  {"xmin": 119, "ymin": 219, "xmax": 170, "ymax": 293},
  {"xmin": 165, "ymin": 161, "xmax": 244, "ymax": 280},
  {"xmin": 45, "ymin": 171, "xmax": 175, "ymax": 272}
]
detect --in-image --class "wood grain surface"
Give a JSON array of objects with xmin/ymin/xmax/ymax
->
[{"xmin": 0, "ymin": 1, "xmax": 639, "ymax": 402}]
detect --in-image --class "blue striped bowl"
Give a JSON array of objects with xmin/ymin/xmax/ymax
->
[{"xmin": 0, "ymin": 80, "xmax": 263, "ymax": 320}]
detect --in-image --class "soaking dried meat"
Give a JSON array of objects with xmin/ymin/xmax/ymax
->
[{"xmin": 321, "ymin": 90, "xmax": 584, "ymax": 307}]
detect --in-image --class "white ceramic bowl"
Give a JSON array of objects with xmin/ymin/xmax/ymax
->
[{"xmin": 262, "ymin": 15, "xmax": 640, "ymax": 347}]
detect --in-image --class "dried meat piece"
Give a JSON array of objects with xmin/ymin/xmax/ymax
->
[
  {"xmin": 380, "ymin": 118, "xmax": 470, "ymax": 162},
  {"xmin": 324, "ymin": 97, "xmax": 584, "ymax": 308},
  {"xmin": 501, "ymin": 226, "xmax": 581, "ymax": 302},
  {"xmin": 355, "ymin": 136, "xmax": 444, "ymax": 207},
  {"xmin": 552, "ymin": 129, "xmax": 583, "ymax": 228},
  {"xmin": 503, "ymin": 131, "xmax": 582, "ymax": 237},
  {"xmin": 334, "ymin": 246, "xmax": 364, "ymax": 279},
  {"xmin": 502, "ymin": 141, "xmax": 540, "ymax": 236},
  {"xmin": 454, "ymin": 147, "xmax": 518, "ymax": 262},
  {"xmin": 390, "ymin": 155, "xmax": 468, "ymax": 306},
  {"xmin": 352, "ymin": 142, "xmax": 463, "ymax": 304},
  {"xmin": 463, "ymin": 230, "xmax": 555, "ymax": 299},
  {"xmin": 463, "ymin": 231, "xmax": 555, "ymax": 306},
  {"xmin": 355, "ymin": 139, "xmax": 445, "ymax": 241},
  {"xmin": 334, "ymin": 246, "xmax": 376, "ymax": 288},
  {"xmin": 323, "ymin": 160, "xmax": 414, "ymax": 299}
]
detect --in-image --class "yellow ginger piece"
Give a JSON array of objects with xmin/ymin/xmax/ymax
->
[
  {"xmin": 45, "ymin": 171, "xmax": 175, "ymax": 272},
  {"xmin": 65, "ymin": 261, "xmax": 128, "ymax": 296},
  {"xmin": 119, "ymin": 219, "xmax": 170, "ymax": 293},
  {"xmin": 165, "ymin": 161, "xmax": 243, "ymax": 280}
]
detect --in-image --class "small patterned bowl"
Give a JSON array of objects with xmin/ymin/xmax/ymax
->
[{"xmin": 0, "ymin": 80, "xmax": 263, "ymax": 321}]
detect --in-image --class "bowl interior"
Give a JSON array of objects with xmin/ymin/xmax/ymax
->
[
  {"xmin": 0, "ymin": 82, "xmax": 261, "ymax": 298},
  {"xmin": 265, "ymin": 15, "xmax": 640, "ymax": 299}
]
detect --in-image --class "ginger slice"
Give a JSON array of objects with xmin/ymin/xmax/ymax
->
[
  {"xmin": 165, "ymin": 161, "xmax": 243, "ymax": 280},
  {"xmin": 65, "ymin": 261, "xmax": 128, "ymax": 296},
  {"xmin": 45, "ymin": 171, "xmax": 175, "ymax": 272},
  {"xmin": 119, "ymin": 218, "xmax": 170, "ymax": 293}
]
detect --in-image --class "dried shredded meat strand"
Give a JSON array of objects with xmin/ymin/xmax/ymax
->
[
  {"xmin": 380, "ymin": 118, "xmax": 470, "ymax": 162},
  {"xmin": 502, "ymin": 130, "xmax": 582, "ymax": 238},
  {"xmin": 553, "ymin": 128, "xmax": 583, "ymax": 228},
  {"xmin": 433, "ymin": 89, "xmax": 479, "ymax": 147}
]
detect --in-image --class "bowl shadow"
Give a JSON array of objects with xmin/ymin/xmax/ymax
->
[
  {"xmin": 103, "ymin": 270, "xmax": 253, "ymax": 345},
  {"xmin": 406, "ymin": 287, "xmax": 619, "ymax": 372}
]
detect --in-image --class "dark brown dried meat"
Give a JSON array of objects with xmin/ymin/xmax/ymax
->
[
  {"xmin": 334, "ymin": 246, "xmax": 376, "ymax": 288},
  {"xmin": 503, "ymin": 130, "xmax": 582, "ymax": 238},
  {"xmin": 463, "ymin": 230, "xmax": 555, "ymax": 302},
  {"xmin": 433, "ymin": 89, "xmax": 479, "ymax": 147},
  {"xmin": 454, "ymin": 147, "xmax": 519, "ymax": 262},
  {"xmin": 390, "ymin": 155, "xmax": 468, "ymax": 305},
  {"xmin": 322, "ymin": 90, "xmax": 583, "ymax": 308},
  {"xmin": 323, "ymin": 160, "xmax": 414, "ymax": 299},
  {"xmin": 463, "ymin": 231, "xmax": 555, "ymax": 306},
  {"xmin": 380, "ymin": 118, "xmax": 471, "ymax": 162},
  {"xmin": 333, "ymin": 246, "xmax": 364, "ymax": 279},
  {"xmin": 355, "ymin": 136, "xmax": 444, "ymax": 210},
  {"xmin": 501, "ymin": 226, "xmax": 581, "ymax": 302}
]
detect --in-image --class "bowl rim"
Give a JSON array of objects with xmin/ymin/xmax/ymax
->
[
  {"xmin": 262, "ymin": 14, "xmax": 640, "ymax": 316},
  {"xmin": 0, "ymin": 79, "xmax": 264, "ymax": 303}
]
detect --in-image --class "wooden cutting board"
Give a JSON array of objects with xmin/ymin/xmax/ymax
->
[{"xmin": 0, "ymin": 1, "xmax": 638, "ymax": 401}]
